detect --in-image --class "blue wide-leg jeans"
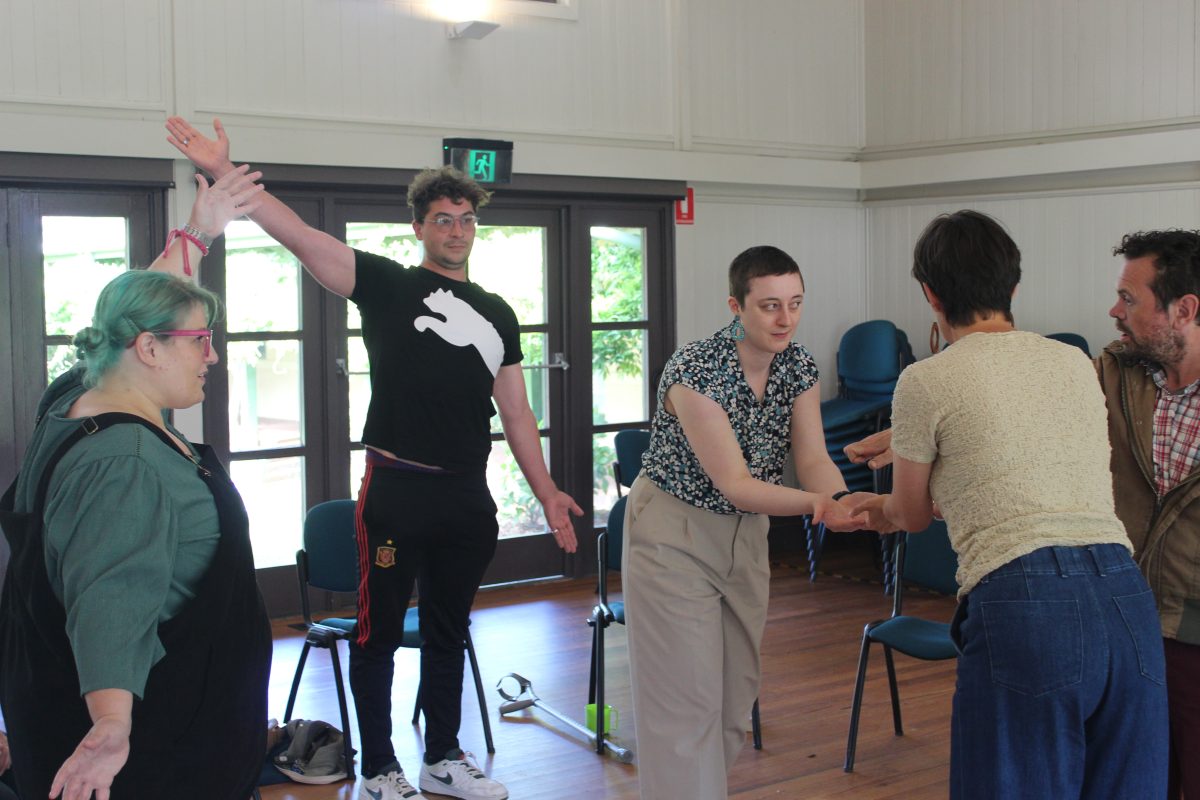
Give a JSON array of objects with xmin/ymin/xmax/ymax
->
[{"xmin": 949, "ymin": 543, "xmax": 1168, "ymax": 800}]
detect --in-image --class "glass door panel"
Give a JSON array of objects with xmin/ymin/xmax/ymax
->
[
  {"xmin": 222, "ymin": 219, "xmax": 308, "ymax": 568},
  {"xmin": 224, "ymin": 221, "xmax": 301, "ymax": 333},
  {"xmin": 486, "ymin": 437, "xmax": 550, "ymax": 538},
  {"xmin": 469, "ymin": 225, "xmax": 547, "ymax": 324},
  {"xmin": 470, "ymin": 222, "xmax": 555, "ymax": 541},
  {"xmin": 591, "ymin": 329, "xmax": 648, "ymax": 424},
  {"xmin": 590, "ymin": 224, "xmax": 651, "ymax": 524},
  {"xmin": 230, "ymin": 456, "xmax": 305, "ymax": 569},
  {"xmin": 592, "ymin": 430, "xmax": 620, "ymax": 529},
  {"xmin": 6, "ymin": 186, "xmax": 161, "ymax": 503},
  {"xmin": 41, "ymin": 216, "xmax": 129, "ymax": 381},
  {"xmin": 226, "ymin": 340, "xmax": 304, "ymax": 451}
]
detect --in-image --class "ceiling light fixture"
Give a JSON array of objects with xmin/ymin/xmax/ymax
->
[{"xmin": 446, "ymin": 20, "xmax": 500, "ymax": 40}]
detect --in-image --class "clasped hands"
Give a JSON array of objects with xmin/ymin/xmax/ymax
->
[{"xmin": 810, "ymin": 491, "xmax": 898, "ymax": 534}]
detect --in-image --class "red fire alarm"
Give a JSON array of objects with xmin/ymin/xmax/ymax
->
[{"xmin": 675, "ymin": 187, "xmax": 694, "ymax": 225}]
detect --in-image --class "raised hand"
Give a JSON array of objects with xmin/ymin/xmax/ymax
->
[
  {"xmin": 166, "ymin": 116, "xmax": 234, "ymax": 178},
  {"xmin": 189, "ymin": 164, "xmax": 265, "ymax": 238}
]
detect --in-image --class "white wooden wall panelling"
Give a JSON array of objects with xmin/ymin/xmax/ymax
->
[
  {"xmin": 183, "ymin": 0, "xmax": 676, "ymax": 143},
  {"xmin": 866, "ymin": 186, "xmax": 1200, "ymax": 361},
  {"xmin": 685, "ymin": 0, "xmax": 864, "ymax": 155},
  {"xmin": 865, "ymin": 0, "xmax": 1200, "ymax": 152},
  {"xmin": 0, "ymin": 0, "xmax": 166, "ymax": 109},
  {"xmin": 675, "ymin": 195, "xmax": 867, "ymax": 398}
]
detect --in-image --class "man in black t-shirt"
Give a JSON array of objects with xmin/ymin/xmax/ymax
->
[{"xmin": 167, "ymin": 117, "xmax": 582, "ymax": 800}]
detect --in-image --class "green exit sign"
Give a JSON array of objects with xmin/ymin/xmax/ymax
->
[
  {"xmin": 466, "ymin": 149, "xmax": 496, "ymax": 182},
  {"xmin": 442, "ymin": 138, "xmax": 513, "ymax": 184}
]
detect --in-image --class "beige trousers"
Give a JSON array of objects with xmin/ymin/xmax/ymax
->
[{"xmin": 622, "ymin": 476, "xmax": 771, "ymax": 800}]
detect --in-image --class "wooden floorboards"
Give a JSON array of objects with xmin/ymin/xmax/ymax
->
[{"xmin": 261, "ymin": 548, "xmax": 958, "ymax": 799}]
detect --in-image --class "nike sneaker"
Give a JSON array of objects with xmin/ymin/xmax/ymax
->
[
  {"xmin": 419, "ymin": 749, "xmax": 508, "ymax": 800},
  {"xmin": 359, "ymin": 763, "xmax": 421, "ymax": 800}
]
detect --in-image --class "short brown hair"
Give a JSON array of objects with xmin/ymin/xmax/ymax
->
[
  {"xmin": 728, "ymin": 246, "xmax": 804, "ymax": 305},
  {"xmin": 407, "ymin": 166, "xmax": 492, "ymax": 222},
  {"xmin": 911, "ymin": 210, "xmax": 1021, "ymax": 327}
]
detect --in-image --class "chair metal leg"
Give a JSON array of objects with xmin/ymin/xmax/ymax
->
[
  {"xmin": 283, "ymin": 640, "xmax": 313, "ymax": 723},
  {"xmin": 587, "ymin": 617, "xmax": 599, "ymax": 706},
  {"xmin": 805, "ymin": 518, "xmax": 826, "ymax": 582},
  {"xmin": 593, "ymin": 610, "xmax": 607, "ymax": 755},
  {"xmin": 881, "ymin": 535, "xmax": 895, "ymax": 595},
  {"xmin": 465, "ymin": 630, "xmax": 495, "ymax": 754},
  {"xmin": 326, "ymin": 638, "xmax": 357, "ymax": 773},
  {"xmin": 844, "ymin": 626, "xmax": 874, "ymax": 772},
  {"xmin": 410, "ymin": 635, "xmax": 494, "ymax": 754},
  {"xmin": 751, "ymin": 698, "xmax": 762, "ymax": 750},
  {"xmin": 882, "ymin": 645, "xmax": 903, "ymax": 736}
]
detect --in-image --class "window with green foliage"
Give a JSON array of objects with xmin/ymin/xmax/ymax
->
[{"xmin": 591, "ymin": 227, "xmax": 649, "ymax": 525}]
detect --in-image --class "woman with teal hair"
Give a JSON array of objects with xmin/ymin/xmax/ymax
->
[{"xmin": 0, "ymin": 166, "xmax": 271, "ymax": 800}]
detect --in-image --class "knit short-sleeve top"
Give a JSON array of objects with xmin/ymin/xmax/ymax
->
[{"xmin": 641, "ymin": 321, "xmax": 820, "ymax": 515}]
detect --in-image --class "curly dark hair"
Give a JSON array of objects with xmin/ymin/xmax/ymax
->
[
  {"xmin": 406, "ymin": 166, "xmax": 492, "ymax": 222},
  {"xmin": 911, "ymin": 210, "xmax": 1021, "ymax": 328},
  {"xmin": 1113, "ymin": 230, "xmax": 1200, "ymax": 316}
]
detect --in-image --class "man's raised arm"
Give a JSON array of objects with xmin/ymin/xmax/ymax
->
[{"xmin": 166, "ymin": 116, "xmax": 357, "ymax": 297}]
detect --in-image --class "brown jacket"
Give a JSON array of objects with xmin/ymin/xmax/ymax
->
[{"xmin": 1098, "ymin": 343, "xmax": 1200, "ymax": 644}]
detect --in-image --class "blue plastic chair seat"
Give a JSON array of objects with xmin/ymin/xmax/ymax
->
[
  {"xmin": 314, "ymin": 616, "xmax": 356, "ymax": 636},
  {"xmin": 610, "ymin": 600, "xmax": 624, "ymax": 626},
  {"xmin": 868, "ymin": 617, "xmax": 957, "ymax": 660},
  {"xmin": 821, "ymin": 396, "xmax": 892, "ymax": 430},
  {"xmin": 317, "ymin": 607, "xmax": 421, "ymax": 645}
]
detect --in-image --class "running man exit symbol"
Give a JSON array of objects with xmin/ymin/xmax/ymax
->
[{"xmin": 468, "ymin": 150, "xmax": 496, "ymax": 182}]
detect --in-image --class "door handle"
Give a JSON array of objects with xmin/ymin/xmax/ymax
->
[
  {"xmin": 335, "ymin": 357, "xmax": 370, "ymax": 377},
  {"xmin": 522, "ymin": 352, "xmax": 569, "ymax": 371}
]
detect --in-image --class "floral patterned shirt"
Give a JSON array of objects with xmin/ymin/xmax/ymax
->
[{"xmin": 642, "ymin": 321, "xmax": 820, "ymax": 515}]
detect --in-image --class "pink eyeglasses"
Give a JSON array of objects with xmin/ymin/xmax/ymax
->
[{"xmin": 150, "ymin": 329, "xmax": 214, "ymax": 357}]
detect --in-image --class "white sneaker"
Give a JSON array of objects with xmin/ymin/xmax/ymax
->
[
  {"xmin": 359, "ymin": 767, "xmax": 422, "ymax": 800},
  {"xmin": 419, "ymin": 750, "xmax": 508, "ymax": 800}
]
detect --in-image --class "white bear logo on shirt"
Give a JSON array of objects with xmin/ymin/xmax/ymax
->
[{"xmin": 413, "ymin": 288, "xmax": 505, "ymax": 376}]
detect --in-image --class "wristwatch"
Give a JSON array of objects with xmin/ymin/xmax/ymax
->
[{"xmin": 182, "ymin": 224, "xmax": 214, "ymax": 249}]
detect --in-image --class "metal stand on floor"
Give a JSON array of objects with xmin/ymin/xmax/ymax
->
[{"xmin": 496, "ymin": 672, "xmax": 634, "ymax": 763}]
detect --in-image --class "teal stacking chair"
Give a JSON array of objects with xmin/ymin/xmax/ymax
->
[
  {"xmin": 843, "ymin": 519, "xmax": 959, "ymax": 772},
  {"xmin": 283, "ymin": 499, "xmax": 494, "ymax": 767},
  {"xmin": 1045, "ymin": 331, "xmax": 1091, "ymax": 357},
  {"xmin": 612, "ymin": 428, "xmax": 651, "ymax": 496},
  {"xmin": 811, "ymin": 322, "xmax": 915, "ymax": 582}
]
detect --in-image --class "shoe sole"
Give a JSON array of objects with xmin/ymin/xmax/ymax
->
[{"xmin": 418, "ymin": 782, "xmax": 507, "ymax": 800}]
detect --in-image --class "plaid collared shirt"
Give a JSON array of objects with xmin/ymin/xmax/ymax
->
[{"xmin": 1148, "ymin": 365, "xmax": 1200, "ymax": 497}]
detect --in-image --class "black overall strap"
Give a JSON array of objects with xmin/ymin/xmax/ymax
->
[{"xmin": 25, "ymin": 412, "xmax": 191, "ymax": 519}]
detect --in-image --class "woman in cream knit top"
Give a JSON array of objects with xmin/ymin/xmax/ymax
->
[
  {"xmin": 856, "ymin": 210, "xmax": 1167, "ymax": 800},
  {"xmin": 890, "ymin": 328, "xmax": 1130, "ymax": 596}
]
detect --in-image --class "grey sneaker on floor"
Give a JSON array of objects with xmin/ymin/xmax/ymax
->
[
  {"xmin": 359, "ymin": 766, "xmax": 421, "ymax": 800},
  {"xmin": 419, "ymin": 750, "xmax": 508, "ymax": 800}
]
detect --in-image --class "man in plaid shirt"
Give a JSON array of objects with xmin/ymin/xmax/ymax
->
[{"xmin": 1099, "ymin": 229, "xmax": 1200, "ymax": 800}]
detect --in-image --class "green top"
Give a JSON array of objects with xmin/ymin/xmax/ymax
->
[{"xmin": 14, "ymin": 367, "xmax": 220, "ymax": 698}]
